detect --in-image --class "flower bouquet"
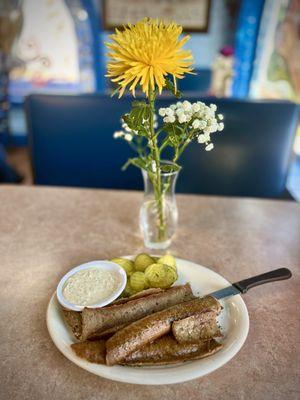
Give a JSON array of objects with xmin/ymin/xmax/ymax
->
[{"xmin": 106, "ymin": 18, "xmax": 224, "ymax": 249}]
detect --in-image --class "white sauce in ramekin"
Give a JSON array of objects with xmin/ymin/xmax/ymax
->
[{"xmin": 62, "ymin": 267, "xmax": 121, "ymax": 306}]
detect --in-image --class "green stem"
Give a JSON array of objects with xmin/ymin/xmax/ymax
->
[
  {"xmin": 174, "ymin": 140, "xmax": 188, "ymax": 162},
  {"xmin": 158, "ymin": 138, "xmax": 169, "ymax": 155},
  {"xmin": 148, "ymin": 90, "xmax": 166, "ymax": 241},
  {"xmin": 159, "ymin": 131, "xmax": 194, "ymax": 200},
  {"xmin": 173, "ymin": 129, "xmax": 195, "ymax": 163}
]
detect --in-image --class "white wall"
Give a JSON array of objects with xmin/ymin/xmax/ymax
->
[{"xmin": 185, "ymin": 0, "xmax": 233, "ymax": 68}]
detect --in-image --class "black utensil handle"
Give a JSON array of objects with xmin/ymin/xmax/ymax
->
[{"xmin": 233, "ymin": 268, "xmax": 292, "ymax": 294}]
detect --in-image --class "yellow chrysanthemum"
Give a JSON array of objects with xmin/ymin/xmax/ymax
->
[{"xmin": 106, "ymin": 18, "xmax": 194, "ymax": 97}]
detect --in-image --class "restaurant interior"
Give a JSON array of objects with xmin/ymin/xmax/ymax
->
[
  {"xmin": 1, "ymin": 0, "xmax": 299, "ymax": 199},
  {"xmin": 0, "ymin": 0, "xmax": 299, "ymax": 399}
]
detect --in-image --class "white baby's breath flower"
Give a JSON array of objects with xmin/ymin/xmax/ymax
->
[
  {"xmin": 198, "ymin": 120, "xmax": 207, "ymax": 129},
  {"xmin": 182, "ymin": 100, "xmax": 192, "ymax": 111},
  {"xmin": 176, "ymin": 108, "xmax": 184, "ymax": 116},
  {"xmin": 159, "ymin": 108, "xmax": 166, "ymax": 117},
  {"xmin": 192, "ymin": 103, "xmax": 201, "ymax": 112},
  {"xmin": 165, "ymin": 108, "xmax": 174, "ymax": 116},
  {"xmin": 178, "ymin": 114, "xmax": 187, "ymax": 123},
  {"xmin": 204, "ymin": 110, "xmax": 213, "ymax": 119},
  {"xmin": 113, "ymin": 130, "xmax": 124, "ymax": 139},
  {"xmin": 205, "ymin": 143, "xmax": 214, "ymax": 151},
  {"xmin": 185, "ymin": 114, "xmax": 192, "ymax": 122},
  {"xmin": 117, "ymin": 99, "xmax": 222, "ymax": 157},
  {"xmin": 198, "ymin": 133, "xmax": 209, "ymax": 144},
  {"xmin": 164, "ymin": 115, "xmax": 175, "ymax": 123},
  {"xmin": 207, "ymin": 120, "xmax": 218, "ymax": 133},
  {"xmin": 184, "ymin": 108, "xmax": 193, "ymax": 115},
  {"xmin": 192, "ymin": 119, "xmax": 201, "ymax": 129}
]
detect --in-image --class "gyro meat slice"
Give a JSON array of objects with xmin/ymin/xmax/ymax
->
[
  {"xmin": 172, "ymin": 310, "xmax": 222, "ymax": 343},
  {"xmin": 81, "ymin": 283, "xmax": 194, "ymax": 340},
  {"xmin": 123, "ymin": 335, "xmax": 223, "ymax": 366},
  {"xmin": 106, "ymin": 296, "xmax": 220, "ymax": 366},
  {"xmin": 71, "ymin": 340, "xmax": 106, "ymax": 364}
]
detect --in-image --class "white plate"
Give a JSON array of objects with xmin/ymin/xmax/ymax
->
[{"xmin": 47, "ymin": 257, "xmax": 249, "ymax": 385}]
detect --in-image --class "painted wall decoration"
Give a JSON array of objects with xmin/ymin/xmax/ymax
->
[
  {"xmin": 8, "ymin": 0, "xmax": 100, "ymax": 101},
  {"xmin": 250, "ymin": 0, "xmax": 300, "ymax": 101},
  {"xmin": 102, "ymin": 0, "xmax": 211, "ymax": 32}
]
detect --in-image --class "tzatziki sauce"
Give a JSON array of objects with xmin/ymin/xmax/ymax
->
[{"xmin": 62, "ymin": 267, "xmax": 121, "ymax": 306}]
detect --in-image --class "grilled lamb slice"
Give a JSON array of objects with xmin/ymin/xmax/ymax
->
[
  {"xmin": 81, "ymin": 283, "xmax": 194, "ymax": 341},
  {"xmin": 71, "ymin": 340, "xmax": 106, "ymax": 364},
  {"xmin": 123, "ymin": 335, "xmax": 223, "ymax": 366},
  {"xmin": 172, "ymin": 310, "xmax": 222, "ymax": 343},
  {"xmin": 70, "ymin": 336, "xmax": 222, "ymax": 366},
  {"xmin": 106, "ymin": 296, "xmax": 221, "ymax": 366},
  {"xmin": 88, "ymin": 323, "xmax": 127, "ymax": 340},
  {"xmin": 62, "ymin": 309, "xmax": 82, "ymax": 340}
]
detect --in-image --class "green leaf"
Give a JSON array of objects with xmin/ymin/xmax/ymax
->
[
  {"xmin": 122, "ymin": 114, "xmax": 136, "ymax": 130},
  {"xmin": 136, "ymin": 126, "xmax": 149, "ymax": 137},
  {"xmin": 161, "ymin": 122, "xmax": 187, "ymax": 147},
  {"xmin": 132, "ymin": 100, "xmax": 147, "ymax": 108},
  {"xmin": 122, "ymin": 157, "xmax": 147, "ymax": 171},
  {"xmin": 127, "ymin": 100, "xmax": 151, "ymax": 129},
  {"xmin": 165, "ymin": 78, "xmax": 182, "ymax": 99}
]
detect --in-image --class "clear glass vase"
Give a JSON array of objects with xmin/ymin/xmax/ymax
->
[{"xmin": 139, "ymin": 161, "xmax": 179, "ymax": 250}]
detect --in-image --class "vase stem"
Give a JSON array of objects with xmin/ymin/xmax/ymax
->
[
  {"xmin": 148, "ymin": 90, "xmax": 165, "ymax": 239},
  {"xmin": 140, "ymin": 161, "xmax": 179, "ymax": 250}
]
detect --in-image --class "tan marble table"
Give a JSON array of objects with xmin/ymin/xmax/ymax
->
[{"xmin": 0, "ymin": 185, "xmax": 299, "ymax": 400}]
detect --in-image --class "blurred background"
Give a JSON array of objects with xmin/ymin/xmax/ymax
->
[{"xmin": 0, "ymin": 0, "xmax": 299, "ymax": 199}]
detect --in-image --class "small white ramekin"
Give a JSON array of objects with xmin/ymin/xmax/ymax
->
[{"xmin": 56, "ymin": 260, "xmax": 127, "ymax": 311}]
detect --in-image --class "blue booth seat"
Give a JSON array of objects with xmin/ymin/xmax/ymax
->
[
  {"xmin": 177, "ymin": 68, "xmax": 211, "ymax": 94},
  {"xmin": 25, "ymin": 94, "xmax": 298, "ymax": 198}
]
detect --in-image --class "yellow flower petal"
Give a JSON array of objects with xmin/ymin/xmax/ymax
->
[{"xmin": 106, "ymin": 18, "xmax": 194, "ymax": 97}]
